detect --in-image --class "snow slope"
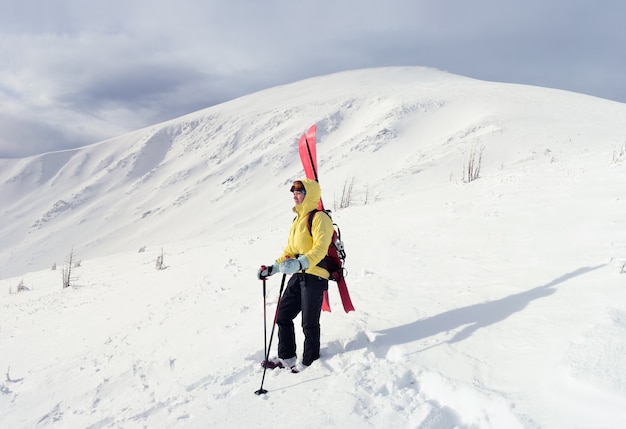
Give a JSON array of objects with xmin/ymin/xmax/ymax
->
[{"xmin": 1, "ymin": 67, "xmax": 626, "ymax": 428}]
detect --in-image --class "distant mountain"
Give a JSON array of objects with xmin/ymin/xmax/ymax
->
[{"xmin": 1, "ymin": 66, "xmax": 625, "ymax": 278}]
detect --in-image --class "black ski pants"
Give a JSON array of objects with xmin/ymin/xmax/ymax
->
[{"xmin": 276, "ymin": 273, "xmax": 328, "ymax": 366}]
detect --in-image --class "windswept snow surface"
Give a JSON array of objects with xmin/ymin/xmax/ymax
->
[{"xmin": 1, "ymin": 67, "xmax": 626, "ymax": 428}]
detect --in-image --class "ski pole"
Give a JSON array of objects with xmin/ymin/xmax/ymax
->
[
  {"xmin": 255, "ymin": 274, "xmax": 287, "ymax": 395},
  {"xmin": 262, "ymin": 278, "xmax": 268, "ymax": 359}
]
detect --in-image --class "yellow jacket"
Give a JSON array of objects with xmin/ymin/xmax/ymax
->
[{"xmin": 277, "ymin": 179, "xmax": 334, "ymax": 279}]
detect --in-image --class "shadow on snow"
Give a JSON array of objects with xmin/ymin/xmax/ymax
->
[{"xmin": 368, "ymin": 265, "xmax": 606, "ymax": 355}]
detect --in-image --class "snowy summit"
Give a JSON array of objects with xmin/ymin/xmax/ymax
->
[{"xmin": 1, "ymin": 66, "xmax": 626, "ymax": 428}]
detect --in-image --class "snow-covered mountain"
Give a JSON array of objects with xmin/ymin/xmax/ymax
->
[
  {"xmin": 1, "ymin": 66, "xmax": 622, "ymax": 279},
  {"xmin": 1, "ymin": 67, "xmax": 626, "ymax": 428}
]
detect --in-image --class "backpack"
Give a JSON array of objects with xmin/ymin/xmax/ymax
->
[{"xmin": 306, "ymin": 209, "xmax": 346, "ymax": 282}]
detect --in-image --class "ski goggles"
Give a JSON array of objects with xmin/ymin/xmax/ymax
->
[{"xmin": 290, "ymin": 181, "xmax": 306, "ymax": 195}]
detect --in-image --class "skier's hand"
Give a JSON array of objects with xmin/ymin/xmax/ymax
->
[
  {"xmin": 297, "ymin": 255, "xmax": 309, "ymax": 270},
  {"xmin": 257, "ymin": 263, "xmax": 278, "ymax": 280},
  {"xmin": 279, "ymin": 258, "xmax": 303, "ymax": 274}
]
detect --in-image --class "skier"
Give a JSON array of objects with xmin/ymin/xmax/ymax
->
[{"xmin": 257, "ymin": 179, "xmax": 334, "ymax": 372}]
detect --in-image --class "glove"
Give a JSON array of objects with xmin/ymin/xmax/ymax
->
[
  {"xmin": 257, "ymin": 262, "xmax": 278, "ymax": 280},
  {"xmin": 297, "ymin": 255, "xmax": 309, "ymax": 270},
  {"xmin": 279, "ymin": 255, "xmax": 309, "ymax": 274}
]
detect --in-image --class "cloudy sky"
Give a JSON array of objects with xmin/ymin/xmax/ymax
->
[{"xmin": 1, "ymin": 0, "xmax": 625, "ymax": 158}]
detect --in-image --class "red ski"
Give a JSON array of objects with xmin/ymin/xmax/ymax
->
[
  {"xmin": 298, "ymin": 124, "xmax": 355, "ymax": 313},
  {"xmin": 298, "ymin": 125, "xmax": 324, "ymax": 211},
  {"xmin": 336, "ymin": 277, "xmax": 354, "ymax": 313}
]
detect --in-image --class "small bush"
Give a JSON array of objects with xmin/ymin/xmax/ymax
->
[
  {"xmin": 463, "ymin": 145, "xmax": 485, "ymax": 183},
  {"xmin": 62, "ymin": 248, "xmax": 78, "ymax": 288},
  {"xmin": 17, "ymin": 279, "xmax": 30, "ymax": 292},
  {"xmin": 156, "ymin": 248, "xmax": 165, "ymax": 270},
  {"xmin": 612, "ymin": 140, "xmax": 626, "ymax": 164},
  {"xmin": 339, "ymin": 177, "xmax": 355, "ymax": 209}
]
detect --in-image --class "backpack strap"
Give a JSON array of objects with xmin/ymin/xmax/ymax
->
[
  {"xmin": 293, "ymin": 209, "xmax": 325, "ymax": 233},
  {"xmin": 307, "ymin": 209, "xmax": 340, "ymax": 246},
  {"xmin": 306, "ymin": 209, "xmax": 321, "ymax": 234},
  {"xmin": 306, "ymin": 209, "xmax": 333, "ymax": 271}
]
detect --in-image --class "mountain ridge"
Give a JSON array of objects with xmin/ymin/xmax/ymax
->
[{"xmin": 1, "ymin": 66, "xmax": 625, "ymax": 278}]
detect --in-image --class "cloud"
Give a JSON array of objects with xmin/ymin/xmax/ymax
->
[{"xmin": 0, "ymin": 114, "xmax": 81, "ymax": 157}]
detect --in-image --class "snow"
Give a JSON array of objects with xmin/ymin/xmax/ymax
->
[{"xmin": 1, "ymin": 66, "xmax": 626, "ymax": 428}]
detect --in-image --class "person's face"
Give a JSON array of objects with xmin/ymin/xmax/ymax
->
[
  {"xmin": 291, "ymin": 181, "xmax": 306, "ymax": 206},
  {"xmin": 293, "ymin": 189, "xmax": 305, "ymax": 205}
]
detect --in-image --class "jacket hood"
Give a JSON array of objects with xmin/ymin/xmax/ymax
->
[{"xmin": 294, "ymin": 178, "xmax": 321, "ymax": 214}]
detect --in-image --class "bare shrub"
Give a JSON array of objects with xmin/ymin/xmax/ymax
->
[
  {"xmin": 17, "ymin": 279, "xmax": 29, "ymax": 292},
  {"xmin": 334, "ymin": 177, "xmax": 356, "ymax": 210},
  {"xmin": 463, "ymin": 145, "xmax": 485, "ymax": 183},
  {"xmin": 156, "ymin": 248, "xmax": 166, "ymax": 270},
  {"xmin": 613, "ymin": 140, "xmax": 626, "ymax": 164},
  {"xmin": 62, "ymin": 248, "xmax": 78, "ymax": 288},
  {"xmin": 340, "ymin": 177, "xmax": 355, "ymax": 209}
]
